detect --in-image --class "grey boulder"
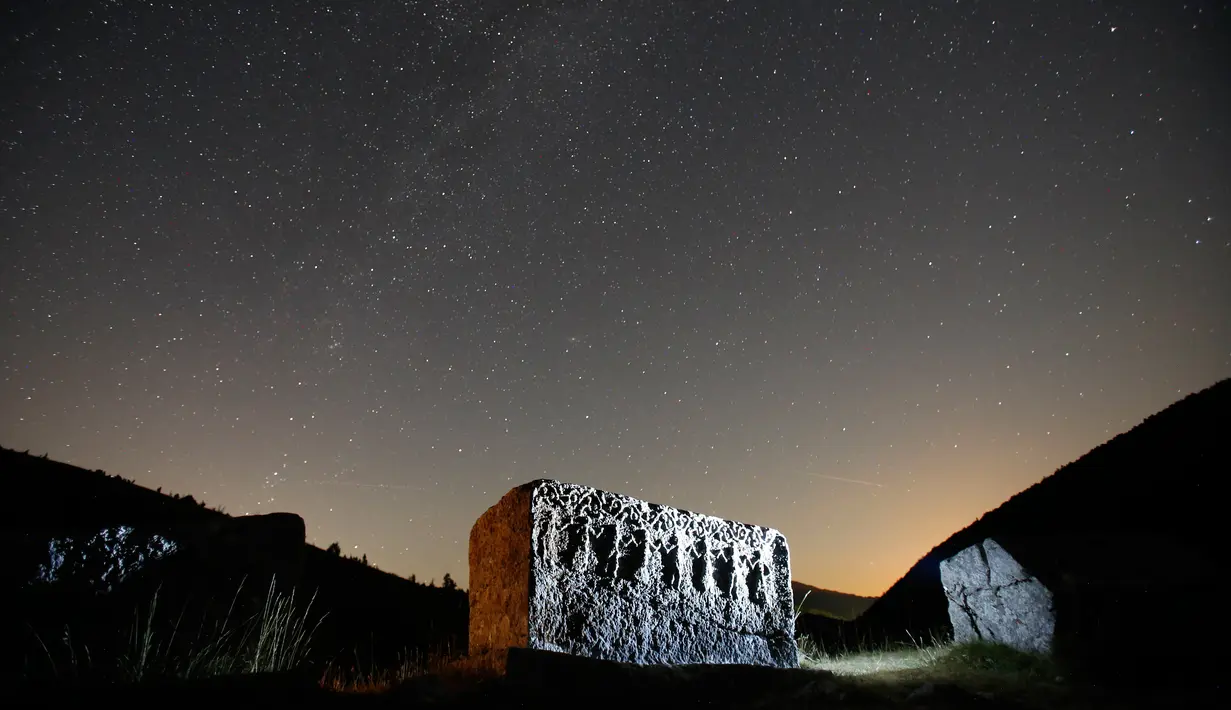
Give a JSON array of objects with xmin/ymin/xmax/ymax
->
[{"xmin": 939, "ymin": 538, "xmax": 1055, "ymax": 653}]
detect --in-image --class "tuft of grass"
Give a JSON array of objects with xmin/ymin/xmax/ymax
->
[
  {"xmin": 246, "ymin": 576, "xmax": 326, "ymax": 674},
  {"xmin": 106, "ymin": 575, "xmax": 327, "ymax": 683},
  {"xmin": 792, "ymin": 588, "xmax": 811, "ymax": 623},
  {"xmin": 26, "ymin": 623, "xmax": 94, "ymax": 682},
  {"xmin": 176, "ymin": 577, "xmax": 254, "ymax": 678},
  {"xmin": 119, "ymin": 584, "xmax": 166, "ymax": 682},
  {"xmin": 798, "ymin": 632, "xmax": 951, "ymax": 677},
  {"xmin": 319, "ymin": 643, "xmax": 462, "ymax": 693}
]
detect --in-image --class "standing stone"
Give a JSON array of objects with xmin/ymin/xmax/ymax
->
[
  {"xmin": 469, "ymin": 480, "xmax": 796, "ymax": 668},
  {"xmin": 175, "ymin": 512, "xmax": 307, "ymax": 589},
  {"xmin": 939, "ymin": 538, "xmax": 1055, "ymax": 653}
]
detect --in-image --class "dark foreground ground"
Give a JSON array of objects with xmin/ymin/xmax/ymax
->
[{"xmin": 8, "ymin": 648, "xmax": 1223, "ymax": 709}]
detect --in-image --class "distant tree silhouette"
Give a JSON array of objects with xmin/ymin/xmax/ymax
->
[
  {"xmin": 442, "ymin": 573, "xmax": 456, "ymax": 590},
  {"xmin": 326, "ymin": 542, "xmax": 342, "ymax": 555},
  {"xmin": 361, "ymin": 553, "xmax": 369, "ymax": 566},
  {"xmin": 409, "ymin": 574, "xmax": 417, "ymax": 584}
]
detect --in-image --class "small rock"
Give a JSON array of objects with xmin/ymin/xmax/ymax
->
[
  {"xmin": 907, "ymin": 682, "xmax": 935, "ymax": 700},
  {"xmin": 792, "ymin": 678, "xmax": 840, "ymax": 698}
]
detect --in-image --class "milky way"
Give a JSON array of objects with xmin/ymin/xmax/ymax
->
[{"xmin": 2, "ymin": 1, "xmax": 1228, "ymax": 595}]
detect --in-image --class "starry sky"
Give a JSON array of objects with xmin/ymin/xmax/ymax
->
[{"xmin": 2, "ymin": 1, "xmax": 1228, "ymax": 597}]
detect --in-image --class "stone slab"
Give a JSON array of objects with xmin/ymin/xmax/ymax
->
[{"xmin": 470, "ymin": 479, "xmax": 796, "ymax": 667}]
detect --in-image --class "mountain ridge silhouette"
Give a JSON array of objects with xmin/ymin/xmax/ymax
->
[{"xmin": 798, "ymin": 377, "xmax": 1228, "ymax": 683}]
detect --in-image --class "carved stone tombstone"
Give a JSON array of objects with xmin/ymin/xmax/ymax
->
[
  {"xmin": 939, "ymin": 538, "xmax": 1056, "ymax": 654},
  {"xmin": 469, "ymin": 480, "xmax": 796, "ymax": 668}
]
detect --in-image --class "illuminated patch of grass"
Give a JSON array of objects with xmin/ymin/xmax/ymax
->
[
  {"xmin": 795, "ymin": 631, "xmax": 1070, "ymax": 708},
  {"xmin": 934, "ymin": 640, "xmax": 1059, "ymax": 680},
  {"xmin": 796, "ymin": 631, "xmax": 950, "ymax": 676}
]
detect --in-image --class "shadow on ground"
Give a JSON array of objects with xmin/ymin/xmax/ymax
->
[{"xmin": 14, "ymin": 646, "xmax": 1221, "ymax": 709}]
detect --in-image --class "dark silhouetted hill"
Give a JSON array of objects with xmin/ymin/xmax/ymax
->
[
  {"xmin": 0, "ymin": 447, "xmax": 226, "ymax": 533},
  {"xmin": 0, "ymin": 446, "xmax": 466, "ymax": 682},
  {"xmin": 799, "ymin": 378, "xmax": 1229, "ymax": 681},
  {"xmin": 790, "ymin": 581, "xmax": 876, "ymax": 621}
]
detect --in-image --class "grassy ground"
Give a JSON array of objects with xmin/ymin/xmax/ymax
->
[
  {"xmin": 18, "ymin": 584, "xmax": 1212, "ymax": 708},
  {"xmin": 798, "ymin": 635, "xmax": 1070, "ymax": 706},
  {"xmin": 318, "ymin": 644, "xmax": 462, "ymax": 693},
  {"xmin": 19, "ymin": 634, "xmax": 1213, "ymax": 709},
  {"xmin": 21, "ymin": 575, "xmax": 326, "ymax": 684},
  {"xmin": 792, "ymin": 633, "xmax": 1222, "ymax": 710}
]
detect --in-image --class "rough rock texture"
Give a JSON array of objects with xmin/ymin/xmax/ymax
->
[
  {"xmin": 32, "ymin": 526, "xmax": 179, "ymax": 591},
  {"xmin": 939, "ymin": 538, "xmax": 1055, "ymax": 653},
  {"xmin": 469, "ymin": 484, "xmax": 534, "ymax": 657},
  {"xmin": 469, "ymin": 479, "xmax": 796, "ymax": 668},
  {"xmin": 26, "ymin": 513, "xmax": 307, "ymax": 593}
]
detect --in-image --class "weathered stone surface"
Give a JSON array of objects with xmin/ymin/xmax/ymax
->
[
  {"xmin": 939, "ymin": 538, "xmax": 1055, "ymax": 653},
  {"xmin": 32, "ymin": 525, "xmax": 178, "ymax": 591},
  {"xmin": 470, "ymin": 479, "xmax": 796, "ymax": 668},
  {"xmin": 469, "ymin": 484, "xmax": 533, "ymax": 658}
]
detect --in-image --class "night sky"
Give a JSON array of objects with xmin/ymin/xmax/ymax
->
[{"xmin": 2, "ymin": 1, "xmax": 1228, "ymax": 596}]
